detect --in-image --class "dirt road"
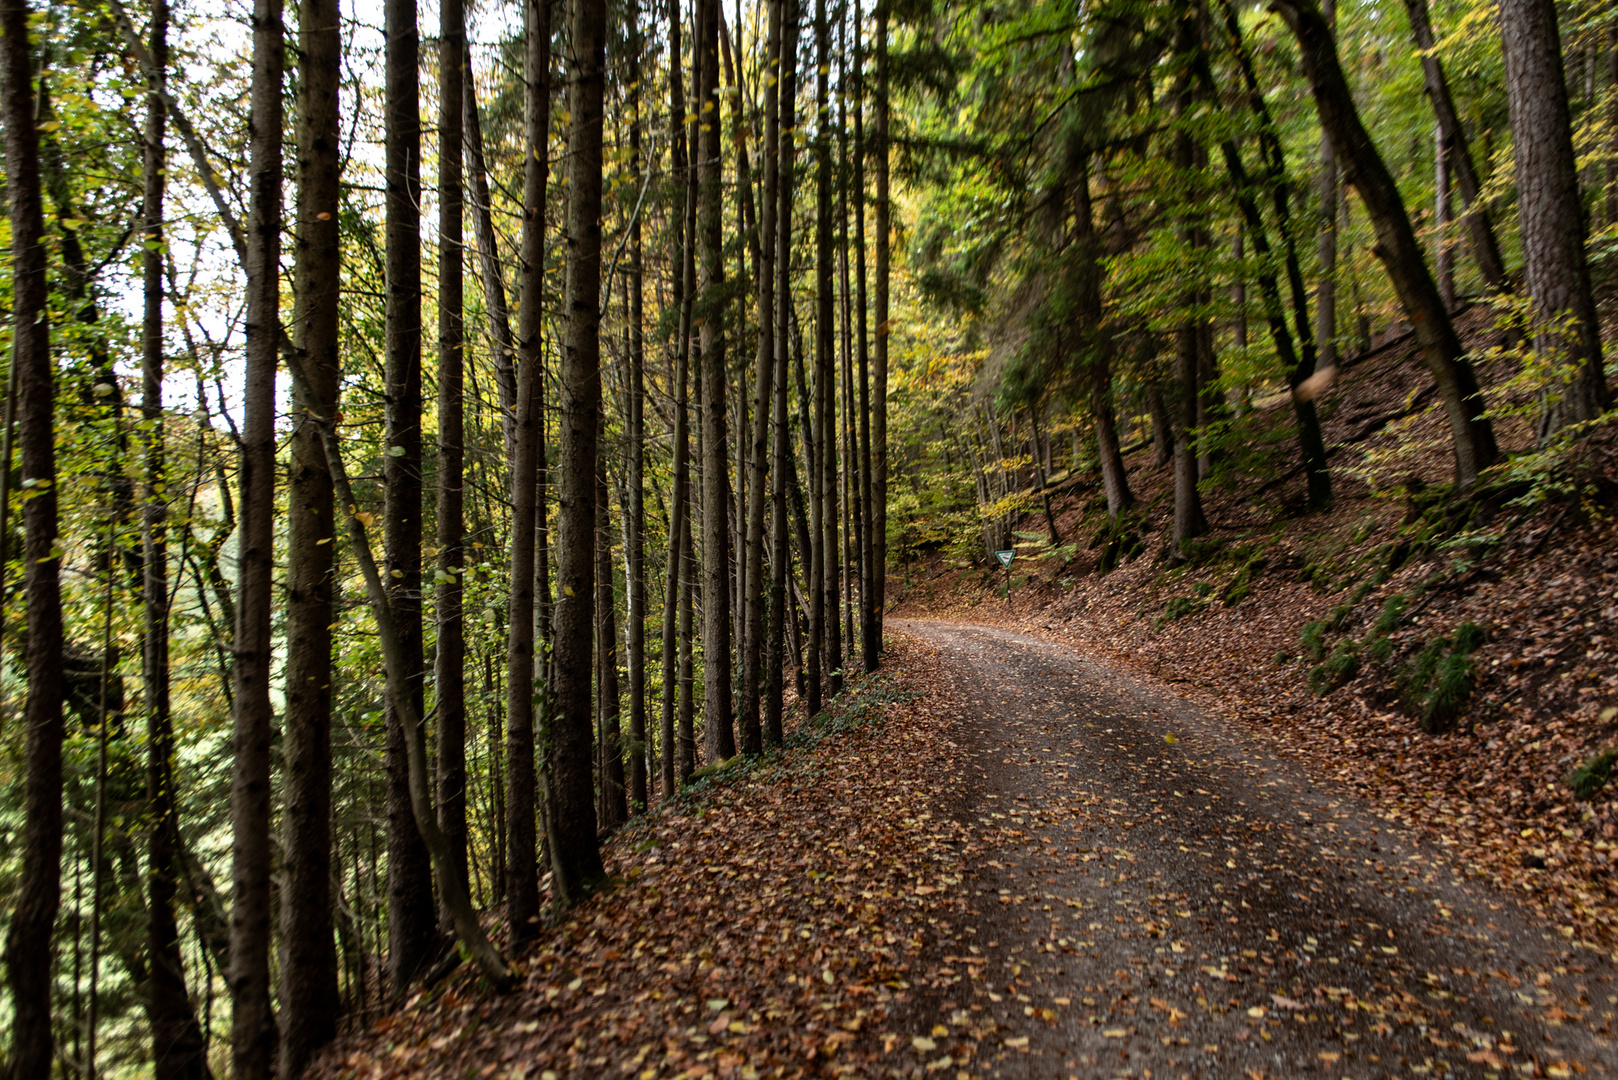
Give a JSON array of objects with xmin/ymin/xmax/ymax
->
[{"xmin": 890, "ymin": 619, "xmax": 1614, "ymax": 1079}]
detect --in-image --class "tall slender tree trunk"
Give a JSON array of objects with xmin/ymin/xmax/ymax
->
[
  {"xmin": 1403, "ymin": 0, "xmax": 1509, "ymax": 293},
  {"xmin": 626, "ymin": 0, "xmax": 649, "ymax": 811},
  {"xmin": 696, "ymin": 0, "xmax": 735, "ymax": 763},
  {"xmin": 1171, "ymin": 31, "xmax": 1208, "ymax": 557},
  {"xmin": 766, "ymin": 0, "xmax": 798, "ymax": 745},
  {"xmin": 280, "ymin": 0, "xmax": 340, "ymax": 1067},
  {"xmin": 1435, "ymin": 120, "xmax": 1455, "ymax": 308},
  {"xmin": 383, "ymin": 0, "xmax": 434, "ymax": 991},
  {"xmin": 1317, "ymin": 0, "xmax": 1339, "ymax": 370},
  {"xmin": 1073, "ymin": 159, "xmax": 1132, "ymax": 518},
  {"xmin": 664, "ymin": 1, "xmax": 700, "ymax": 789},
  {"xmin": 551, "ymin": 0, "xmax": 608, "ymax": 902},
  {"xmin": 505, "ymin": 0, "xmax": 551, "ymax": 944},
  {"xmin": 871, "ymin": 0, "xmax": 889, "ymax": 659},
  {"xmin": 836, "ymin": 13, "xmax": 861, "ymax": 661},
  {"xmin": 435, "ymin": 0, "xmax": 469, "ymax": 933},
  {"xmin": 815, "ymin": 0, "xmax": 842, "ymax": 698},
  {"xmin": 850, "ymin": 0, "xmax": 875, "ymax": 674},
  {"xmin": 739, "ymin": 0, "xmax": 781, "ymax": 755},
  {"xmin": 141, "ymin": 5, "xmax": 209, "ymax": 1078},
  {"xmin": 1275, "ymin": 0, "xmax": 1500, "ymax": 489},
  {"xmin": 1500, "ymin": 0, "xmax": 1611, "ymax": 434},
  {"xmin": 464, "ymin": 68, "xmax": 518, "ymax": 458},
  {"xmin": 595, "ymin": 453, "xmax": 626, "ymax": 829},
  {"xmin": 0, "ymin": 0, "xmax": 66, "ymax": 1072},
  {"xmin": 230, "ymin": 0, "xmax": 283, "ymax": 1070}
]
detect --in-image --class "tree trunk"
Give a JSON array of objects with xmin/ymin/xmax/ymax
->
[
  {"xmin": 1072, "ymin": 157, "xmax": 1133, "ymax": 519},
  {"xmin": 1275, "ymin": 0, "xmax": 1500, "ymax": 489},
  {"xmin": 739, "ymin": 0, "xmax": 781, "ymax": 756},
  {"xmin": 1402, "ymin": 0, "xmax": 1509, "ymax": 293},
  {"xmin": 505, "ymin": 0, "xmax": 551, "ymax": 944},
  {"xmin": 799, "ymin": 302, "xmax": 823, "ymax": 717},
  {"xmin": 595, "ymin": 451, "xmax": 627, "ymax": 829},
  {"xmin": 626, "ymin": 0, "xmax": 649, "ymax": 811},
  {"xmin": 696, "ymin": 0, "xmax": 735, "ymax": 763},
  {"xmin": 1189, "ymin": 39, "xmax": 1332, "ymax": 508},
  {"xmin": 871, "ymin": 0, "xmax": 889, "ymax": 660},
  {"xmin": 1147, "ymin": 380, "xmax": 1173, "ymax": 467},
  {"xmin": 1171, "ymin": 47, "xmax": 1208, "ymax": 557},
  {"xmin": 1317, "ymin": 0, "xmax": 1339, "ymax": 369},
  {"xmin": 383, "ymin": 0, "xmax": 434, "ymax": 992},
  {"xmin": 551, "ymin": 0, "xmax": 608, "ymax": 901},
  {"xmin": 0, "ymin": 0, "xmax": 66, "ymax": 1073},
  {"xmin": 1500, "ymin": 0, "xmax": 1611, "ymax": 434},
  {"xmin": 230, "ymin": 0, "xmax": 282, "ymax": 1070},
  {"xmin": 463, "ymin": 67, "xmax": 518, "ymax": 459},
  {"xmin": 663, "ymin": 0, "xmax": 695, "ymax": 799},
  {"xmin": 1435, "ymin": 120, "xmax": 1454, "ymax": 308},
  {"xmin": 280, "ymin": 0, "xmax": 340, "ymax": 1067},
  {"xmin": 434, "ymin": 0, "xmax": 469, "ymax": 936},
  {"xmin": 815, "ymin": 0, "xmax": 842, "ymax": 698},
  {"xmin": 766, "ymin": 0, "xmax": 798, "ymax": 746},
  {"xmin": 850, "ymin": 0, "xmax": 876, "ymax": 676},
  {"xmin": 836, "ymin": 13, "xmax": 861, "ymax": 661},
  {"xmin": 662, "ymin": 0, "xmax": 699, "ymax": 790}
]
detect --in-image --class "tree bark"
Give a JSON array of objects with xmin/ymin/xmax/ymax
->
[
  {"xmin": 435, "ymin": 0, "xmax": 469, "ymax": 922},
  {"xmin": 766, "ymin": 0, "xmax": 799, "ymax": 746},
  {"xmin": 697, "ymin": 0, "xmax": 735, "ymax": 763},
  {"xmin": 140, "ymin": 5, "xmax": 210, "ymax": 1078},
  {"xmin": 551, "ymin": 0, "xmax": 608, "ymax": 901},
  {"xmin": 740, "ymin": 0, "xmax": 781, "ymax": 755},
  {"xmin": 463, "ymin": 68, "xmax": 518, "ymax": 459},
  {"xmin": 1274, "ymin": 0, "xmax": 1500, "ymax": 489},
  {"xmin": 852, "ymin": 0, "xmax": 876, "ymax": 676},
  {"xmin": 0, "ymin": 0, "xmax": 67, "ymax": 1072},
  {"xmin": 1073, "ymin": 157, "xmax": 1133, "ymax": 518},
  {"xmin": 1435, "ymin": 120, "xmax": 1454, "ymax": 308},
  {"xmin": 871, "ymin": 0, "xmax": 889, "ymax": 659},
  {"xmin": 1499, "ymin": 0, "xmax": 1611, "ymax": 433},
  {"xmin": 383, "ymin": 0, "xmax": 434, "ymax": 991},
  {"xmin": 815, "ymin": 0, "xmax": 843, "ymax": 698},
  {"xmin": 1403, "ymin": 0, "xmax": 1509, "ymax": 293},
  {"xmin": 280, "ymin": 0, "xmax": 341, "ymax": 1067},
  {"xmin": 505, "ymin": 0, "xmax": 551, "ymax": 944},
  {"xmin": 1317, "ymin": 0, "xmax": 1339, "ymax": 369},
  {"xmin": 626, "ymin": 0, "xmax": 649, "ymax": 811},
  {"xmin": 230, "ymin": 0, "xmax": 283, "ymax": 1070},
  {"xmin": 1171, "ymin": 36, "xmax": 1208, "ymax": 557},
  {"xmin": 595, "ymin": 452, "xmax": 626, "ymax": 830}
]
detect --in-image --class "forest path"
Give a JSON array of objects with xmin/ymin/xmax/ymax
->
[{"xmin": 889, "ymin": 619, "xmax": 1614, "ymax": 1080}]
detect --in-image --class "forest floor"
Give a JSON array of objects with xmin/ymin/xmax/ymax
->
[{"xmin": 308, "ymin": 617, "xmax": 1617, "ymax": 1079}]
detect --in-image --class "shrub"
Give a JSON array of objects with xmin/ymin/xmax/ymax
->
[
  {"xmin": 1372, "ymin": 594, "xmax": 1408, "ymax": 637},
  {"xmin": 1299, "ymin": 620, "xmax": 1330, "ymax": 662},
  {"xmin": 1397, "ymin": 622, "xmax": 1486, "ymax": 733},
  {"xmin": 1154, "ymin": 595, "xmax": 1201, "ymax": 631},
  {"xmin": 1308, "ymin": 641, "xmax": 1361, "ymax": 696},
  {"xmin": 1421, "ymin": 653, "xmax": 1474, "ymax": 732},
  {"xmin": 1568, "ymin": 750, "xmax": 1618, "ymax": 800}
]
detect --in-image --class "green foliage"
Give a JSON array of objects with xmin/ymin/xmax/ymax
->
[
  {"xmin": 1154, "ymin": 594, "xmax": 1202, "ymax": 631},
  {"xmin": 1567, "ymin": 750, "xmax": 1618, "ymax": 801},
  {"xmin": 1397, "ymin": 622, "xmax": 1486, "ymax": 733},
  {"xmin": 1372, "ymin": 594, "xmax": 1409, "ymax": 637},
  {"xmin": 1308, "ymin": 641, "xmax": 1361, "ymax": 696},
  {"xmin": 1299, "ymin": 620, "xmax": 1329, "ymax": 663}
]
